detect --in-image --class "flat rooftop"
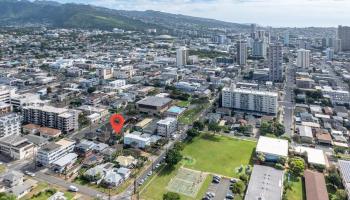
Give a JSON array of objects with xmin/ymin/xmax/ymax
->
[
  {"xmin": 137, "ymin": 96, "xmax": 172, "ymax": 107},
  {"xmin": 256, "ymin": 136, "xmax": 288, "ymax": 157},
  {"xmin": 245, "ymin": 165, "xmax": 284, "ymax": 200}
]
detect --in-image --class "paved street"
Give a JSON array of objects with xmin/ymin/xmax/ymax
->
[
  {"xmin": 282, "ymin": 60, "xmax": 296, "ymax": 137},
  {"xmin": 34, "ymin": 171, "xmax": 107, "ymax": 199}
]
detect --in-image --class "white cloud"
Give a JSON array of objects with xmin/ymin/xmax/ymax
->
[{"xmin": 55, "ymin": 0, "xmax": 350, "ymax": 27}]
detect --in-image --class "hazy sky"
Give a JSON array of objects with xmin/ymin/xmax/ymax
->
[{"xmin": 55, "ymin": 0, "xmax": 350, "ymax": 27}]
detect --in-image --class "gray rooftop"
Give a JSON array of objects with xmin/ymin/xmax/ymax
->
[
  {"xmin": 245, "ymin": 165, "xmax": 284, "ymax": 200},
  {"xmin": 137, "ymin": 96, "xmax": 172, "ymax": 107}
]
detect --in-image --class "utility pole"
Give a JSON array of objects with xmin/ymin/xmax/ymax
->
[{"xmin": 133, "ymin": 178, "xmax": 137, "ymax": 194}]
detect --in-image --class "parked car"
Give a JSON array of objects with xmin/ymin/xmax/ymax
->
[
  {"xmin": 68, "ymin": 185, "xmax": 79, "ymax": 192},
  {"xmin": 24, "ymin": 171, "xmax": 35, "ymax": 177}
]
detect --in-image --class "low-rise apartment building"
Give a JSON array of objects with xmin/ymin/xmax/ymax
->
[
  {"xmin": 0, "ymin": 113, "xmax": 21, "ymax": 137},
  {"xmin": 157, "ymin": 117, "xmax": 177, "ymax": 137},
  {"xmin": 36, "ymin": 138, "xmax": 75, "ymax": 167},
  {"xmin": 0, "ymin": 135, "xmax": 35, "ymax": 160}
]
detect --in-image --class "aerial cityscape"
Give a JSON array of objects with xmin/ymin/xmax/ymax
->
[{"xmin": 0, "ymin": 0, "xmax": 350, "ymax": 200}]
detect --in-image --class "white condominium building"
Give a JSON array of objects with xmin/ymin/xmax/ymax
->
[
  {"xmin": 222, "ymin": 87, "xmax": 278, "ymax": 115},
  {"xmin": 0, "ymin": 113, "xmax": 21, "ymax": 138},
  {"xmin": 297, "ymin": 49, "xmax": 310, "ymax": 68},
  {"xmin": 22, "ymin": 105, "xmax": 79, "ymax": 133},
  {"xmin": 36, "ymin": 138, "xmax": 75, "ymax": 167},
  {"xmin": 157, "ymin": 117, "xmax": 178, "ymax": 137},
  {"xmin": 176, "ymin": 47, "xmax": 188, "ymax": 67}
]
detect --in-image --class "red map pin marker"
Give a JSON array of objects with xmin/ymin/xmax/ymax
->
[{"xmin": 110, "ymin": 114, "xmax": 125, "ymax": 134}]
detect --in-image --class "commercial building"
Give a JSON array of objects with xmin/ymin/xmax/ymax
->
[
  {"xmin": 236, "ymin": 40, "xmax": 248, "ymax": 66},
  {"xmin": 245, "ymin": 165, "xmax": 284, "ymax": 200},
  {"xmin": 22, "ymin": 105, "xmax": 79, "ymax": 133},
  {"xmin": 256, "ymin": 136, "xmax": 288, "ymax": 162},
  {"xmin": 136, "ymin": 96, "xmax": 172, "ymax": 115},
  {"xmin": 338, "ymin": 25, "xmax": 350, "ymax": 51},
  {"xmin": 36, "ymin": 138, "xmax": 75, "ymax": 167},
  {"xmin": 157, "ymin": 117, "xmax": 177, "ymax": 137},
  {"xmin": 0, "ymin": 135, "xmax": 35, "ymax": 160},
  {"xmin": 268, "ymin": 43, "xmax": 283, "ymax": 82},
  {"xmin": 297, "ymin": 49, "xmax": 310, "ymax": 68},
  {"xmin": 176, "ymin": 47, "xmax": 188, "ymax": 67},
  {"xmin": 222, "ymin": 87, "xmax": 278, "ymax": 115}
]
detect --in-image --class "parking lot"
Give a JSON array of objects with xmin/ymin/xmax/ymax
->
[{"xmin": 204, "ymin": 176, "xmax": 234, "ymax": 200}]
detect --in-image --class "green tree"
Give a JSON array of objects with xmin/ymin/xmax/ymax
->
[
  {"xmin": 256, "ymin": 152, "xmax": 265, "ymax": 163},
  {"xmin": 278, "ymin": 157, "xmax": 287, "ymax": 165},
  {"xmin": 193, "ymin": 121, "xmax": 204, "ymax": 131},
  {"xmin": 327, "ymin": 172, "xmax": 342, "ymax": 188},
  {"xmin": 87, "ymin": 86, "xmax": 96, "ymax": 93},
  {"xmin": 187, "ymin": 128, "xmax": 200, "ymax": 138},
  {"xmin": 335, "ymin": 189, "xmax": 347, "ymax": 200},
  {"xmin": 0, "ymin": 193, "xmax": 16, "ymax": 200},
  {"xmin": 163, "ymin": 192, "xmax": 180, "ymax": 200},
  {"xmin": 46, "ymin": 86, "xmax": 52, "ymax": 94},
  {"xmin": 288, "ymin": 157, "xmax": 305, "ymax": 177},
  {"xmin": 232, "ymin": 181, "xmax": 245, "ymax": 195},
  {"xmin": 173, "ymin": 142, "xmax": 185, "ymax": 151},
  {"xmin": 239, "ymin": 174, "xmax": 249, "ymax": 184},
  {"xmin": 208, "ymin": 122, "xmax": 221, "ymax": 134},
  {"xmin": 165, "ymin": 149, "xmax": 182, "ymax": 167}
]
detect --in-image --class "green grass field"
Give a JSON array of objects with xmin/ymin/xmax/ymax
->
[
  {"xmin": 176, "ymin": 100, "xmax": 190, "ymax": 108},
  {"xmin": 141, "ymin": 134, "xmax": 256, "ymax": 199},
  {"xmin": 141, "ymin": 164, "xmax": 212, "ymax": 200},
  {"xmin": 286, "ymin": 175, "xmax": 305, "ymax": 200},
  {"xmin": 182, "ymin": 134, "xmax": 256, "ymax": 177},
  {"xmin": 179, "ymin": 104, "xmax": 209, "ymax": 124}
]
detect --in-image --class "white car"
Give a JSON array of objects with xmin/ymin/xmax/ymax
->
[
  {"xmin": 24, "ymin": 171, "xmax": 35, "ymax": 177},
  {"xmin": 68, "ymin": 185, "xmax": 79, "ymax": 192}
]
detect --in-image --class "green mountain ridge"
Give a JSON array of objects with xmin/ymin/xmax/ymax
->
[
  {"xmin": 0, "ymin": 0, "xmax": 160, "ymax": 30},
  {"xmin": 0, "ymin": 0, "xmax": 249, "ymax": 31}
]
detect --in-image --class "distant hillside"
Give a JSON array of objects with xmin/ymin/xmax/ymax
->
[
  {"xmin": 0, "ymin": 0, "xmax": 159, "ymax": 30},
  {"xmin": 0, "ymin": 0, "xmax": 249, "ymax": 31},
  {"xmin": 118, "ymin": 10, "xmax": 249, "ymax": 30}
]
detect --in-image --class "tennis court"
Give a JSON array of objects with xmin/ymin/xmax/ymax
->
[{"xmin": 167, "ymin": 167, "xmax": 206, "ymax": 197}]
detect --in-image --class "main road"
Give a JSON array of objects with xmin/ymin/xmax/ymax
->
[{"xmin": 282, "ymin": 58, "xmax": 296, "ymax": 137}]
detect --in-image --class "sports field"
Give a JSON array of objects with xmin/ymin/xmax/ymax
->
[
  {"xmin": 182, "ymin": 133, "xmax": 256, "ymax": 177},
  {"xmin": 140, "ymin": 134, "xmax": 256, "ymax": 199}
]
